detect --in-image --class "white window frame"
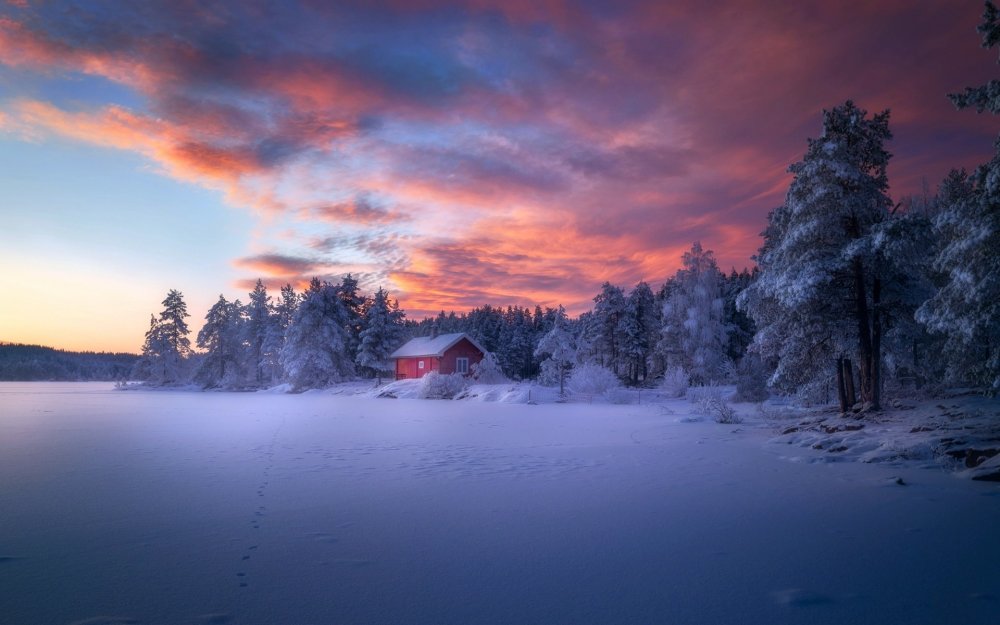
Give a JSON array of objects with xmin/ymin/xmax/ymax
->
[
  {"xmin": 455, "ymin": 357, "xmax": 469, "ymax": 374},
  {"xmin": 418, "ymin": 360, "xmax": 425, "ymax": 370}
]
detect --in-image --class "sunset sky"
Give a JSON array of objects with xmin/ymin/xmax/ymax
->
[{"xmin": 1, "ymin": 0, "xmax": 997, "ymax": 353}]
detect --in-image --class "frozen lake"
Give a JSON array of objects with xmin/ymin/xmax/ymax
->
[{"xmin": 1, "ymin": 382, "xmax": 998, "ymax": 625}]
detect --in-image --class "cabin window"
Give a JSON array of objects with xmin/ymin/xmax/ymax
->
[
  {"xmin": 418, "ymin": 360, "xmax": 425, "ymax": 370},
  {"xmin": 456, "ymin": 357, "xmax": 469, "ymax": 374}
]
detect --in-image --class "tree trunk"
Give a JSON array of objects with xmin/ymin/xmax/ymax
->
[
  {"xmin": 872, "ymin": 276, "xmax": 882, "ymax": 410},
  {"xmin": 254, "ymin": 341, "xmax": 262, "ymax": 386},
  {"xmin": 852, "ymin": 258, "xmax": 875, "ymax": 404},
  {"xmin": 843, "ymin": 358, "xmax": 857, "ymax": 408},
  {"xmin": 836, "ymin": 357, "xmax": 849, "ymax": 413}
]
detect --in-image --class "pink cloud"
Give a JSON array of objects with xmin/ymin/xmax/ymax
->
[{"xmin": 2, "ymin": 1, "xmax": 997, "ymax": 320}]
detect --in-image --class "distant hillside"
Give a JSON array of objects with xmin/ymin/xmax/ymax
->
[{"xmin": 0, "ymin": 343, "xmax": 140, "ymax": 381}]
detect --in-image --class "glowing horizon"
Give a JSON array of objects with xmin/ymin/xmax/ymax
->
[{"xmin": 1, "ymin": 1, "xmax": 997, "ymax": 353}]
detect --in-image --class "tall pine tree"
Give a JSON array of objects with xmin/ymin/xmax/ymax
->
[
  {"xmin": 740, "ymin": 101, "xmax": 892, "ymax": 408},
  {"xmin": 281, "ymin": 279, "xmax": 354, "ymax": 391},
  {"xmin": 245, "ymin": 279, "xmax": 272, "ymax": 387},
  {"xmin": 535, "ymin": 306, "xmax": 577, "ymax": 396},
  {"xmin": 195, "ymin": 295, "xmax": 246, "ymax": 388},
  {"xmin": 356, "ymin": 287, "xmax": 403, "ymax": 384},
  {"xmin": 134, "ymin": 289, "xmax": 192, "ymax": 385},
  {"xmin": 658, "ymin": 243, "xmax": 729, "ymax": 385},
  {"xmin": 917, "ymin": 3, "xmax": 1000, "ymax": 391}
]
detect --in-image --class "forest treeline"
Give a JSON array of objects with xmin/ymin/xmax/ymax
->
[
  {"xmin": 0, "ymin": 343, "xmax": 139, "ymax": 381},
  {"xmin": 129, "ymin": 254, "xmax": 755, "ymax": 394}
]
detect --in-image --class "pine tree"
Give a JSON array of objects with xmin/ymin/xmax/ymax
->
[
  {"xmin": 467, "ymin": 305, "xmax": 504, "ymax": 355},
  {"xmin": 659, "ymin": 243, "xmax": 730, "ymax": 385},
  {"xmin": 618, "ymin": 282, "xmax": 658, "ymax": 385},
  {"xmin": 592, "ymin": 282, "xmax": 626, "ymax": 374},
  {"xmin": 871, "ymin": 200, "xmax": 941, "ymax": 389},
  {"xmin": 261, "ymin": 283, "xmax": 298, "ymax": 384},
  {"xmin": 917, "ymin": 166, "xmax": 1000, "ymax": 390},
  {"xmin": 534, "ymin": 306, "xmax": 576, "ymax": 396},
  {"xmin": 498, "ymin": 307, "xmax": 535, "ymax": 379},
  {"xmin": 948, "ymin": 1, "xmax": 1000, "ymax": 115},
  {"xmin": 722, "ymin": 268, "xmax": 757, "ymax": 365},
  {"xmin": 356, "ymin": 287, "xmax": 402, "ymax": 384},
  {"xmin": 159, "ymin": 289, "xmax": 191, "ymax": 358},
  {"xmin": 280, "ymin": 278, "xmax": 354, "ymax": 391},
  {"xmin": 917, "ymin": 4, "xmax": 1000, "ymax": 391},
  {"xmin": 134, "ymin": 289, "xmax": 192, "ymax": 385},
  {"xmin": 245, "ymin": 279, "xmax": 272, "ymax": 387},
  {"xmin": 196, "ymin": 295, "xmax": 246, "ymax": 388},
  {"xmin": 739, "ymin": 102, "xmax": 892, "ymax": 407},
  {"xmin": 133, "ymin": 314, "xmax": 166, "ymax": 383},
  {"xmin": 338, "ymin": 274, "xmax": 366, "ymax": 362}
]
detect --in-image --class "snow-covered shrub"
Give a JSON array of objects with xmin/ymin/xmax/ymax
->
[
  {"xmin": 756, "ymin": 402, "xmax": 799, "ymax": 423},
  {"xmin": 537, "ymin": 359, "xmax": 564, "ymax": 387},
  {"xmin": 567, "ymin": 363, "xmax": 621, "ymax": 396},
  {"xmin": 795, "ymin": 378, "xmax": 835, "ymax": 407},
  {"xmin": 418, "ymin": 372, "xmax": 467, "ymax": 399},
  {"xmin": 708, "ymin": 396, "xmax": 741, "ymax": 424},
  {"xmin": 472, "ymin": 352, "xmax": 508, "ymax": 384},
  {"xmin": 691, "ymin": 387, "xmax": 741, "ymax": 424},
  {"xmin": 719, "ymin": 358, "xmax": 738, "ymax": 383},
  {"xmin": 660, "ymin": 366, "xmax": 689, "ymax": 398},
  {"xmin": 734, "ymin": 354, "xmax": 770, "ymax": 402},
  {"xmin": 687, "ymin": 384, "xmax": 720, "ymax": 405}
]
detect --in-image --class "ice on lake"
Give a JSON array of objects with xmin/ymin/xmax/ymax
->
[{"xmin": 1, "ymin": 382, "xmax": 998, "ymax": 625}]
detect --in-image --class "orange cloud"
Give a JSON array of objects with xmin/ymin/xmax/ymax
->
[
  {"xmin": 2, "ymin": 1, "xmax": 996, "ymax": 328},
  {"xmin": 233, "ymin": 254, "xmax": 322, "ymax": 277}
]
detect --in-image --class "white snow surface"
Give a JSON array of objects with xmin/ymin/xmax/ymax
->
[{"xmin": 1, "ymin": 382, "xmax": 999, "ymax": 625}]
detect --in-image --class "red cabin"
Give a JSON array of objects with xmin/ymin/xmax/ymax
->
[{"xmin": 390, "ymin": 332, "xmax": 487, "ymax": 380}]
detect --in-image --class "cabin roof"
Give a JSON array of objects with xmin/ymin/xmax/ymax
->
[{"xmin": 390, "ymin": 332, "xmax": 487, "ymax": 359}]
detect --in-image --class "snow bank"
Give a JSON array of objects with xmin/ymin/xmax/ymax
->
[{"xmin": 767, "ymin": 393, "xmax": 1000, "ymax": 480}]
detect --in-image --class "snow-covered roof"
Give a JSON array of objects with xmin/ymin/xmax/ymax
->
[{"xmin": 390, "ymin": 332, "xmax": 487, "ymax": 359}]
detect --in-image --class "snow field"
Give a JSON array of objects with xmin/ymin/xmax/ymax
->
[{"xmin": 1, "ymin": 383, "xmax": 998, "ymax": 625}]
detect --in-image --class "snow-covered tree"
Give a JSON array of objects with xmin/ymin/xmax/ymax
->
[
  {"xmin": 618, "ymin": 282, "xmax": 658, "ymax": 385},
  {"xmin": 917, "ymin": 166, "xmax": 1000, "ymax": 390},
  {"xmin": 497, "ymin": 306, "xmax": 535, "ymax": 379},
  {"xmin": 281, "ymin": 278, "xmax": 355, "ymax": 391},
  {"xmin": 273, "ymin": 284, "xmax": 299, "ymax": 329},
  {"xmin": 472, "ymin": 351, "xmax": 507, "ymax": 384},
  {"xmin": 722, "ymin": 268, "xmax": 757, "ymax": 364},
  {"xmin": 260, "ymin": 284, "xmax": 298, "ymax": 383},
  {"xmin": 465, "ymin": 305, "xmax": 505, "ymax": 356},
  {"xmin": 195, "ymin": 295, "xmax": 246, "ymax": 389},
  {"xmin": 948, "ymin": 1, "xmax": 1000, "ymax": 115},
  {"xmin": 244, "ymin": 279, "xmax": 272, "ymax": 388},
  {"xmin": 871, "ymin": 202, "xmax": 941, "ymax": 389},
  {"xmin": 338, "ymin": 274, "xmax": 366, "ymax": 362},
  {"xmin": 534, "ymin": 306, "xmax": 576, "ymax": 396},
  {"xmin": 591, "ymin": 283, "xmax": 626, "ymax": 374},
  {"xmin": 133, "ymin": 315, "xmax": 167, "ymax": 383},
  {"xmin": 916, "ymin": 5, "xmax": 1000, "ymax": 392},
  {"xmin": 659, "ymin": 243, "xmax": 729, "ymax": 385},
  {"xmin": 356, "ymin": 287, "xmax": 403, "ymax": 383},
  {"xmin": 134, "ymin": 289, "xmax": 192, "ymax": 385},
  {"xmin": 740, "ymin": 102, "xmax": 892, "ymax": 408},
  {"xmin": 159, "ymin": 289, "xmax": 192, "ymax": 358}
]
